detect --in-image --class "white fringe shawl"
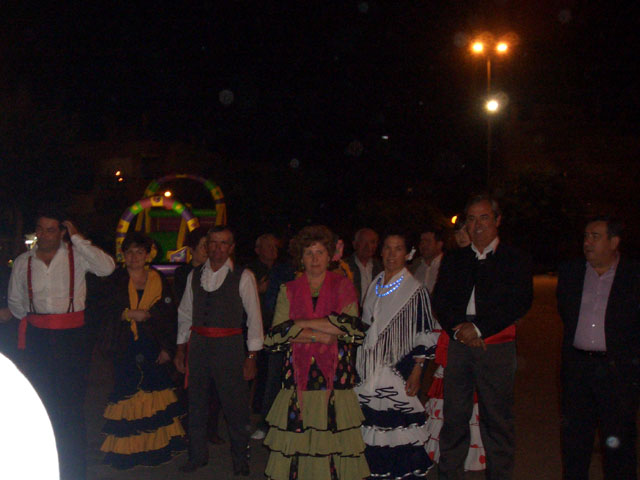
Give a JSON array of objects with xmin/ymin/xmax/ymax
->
[{"xmin": 357, "ymin": 287, "xmax": 433, "ymax": 383}]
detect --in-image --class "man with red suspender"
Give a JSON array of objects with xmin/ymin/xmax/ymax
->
[
  {"xmin": 8, "ymin": 209, "xmax": 115, "ymax": 480},
  {"xmin": 174, "ymin": 226, "xmax": 263, "ymax": 476}
]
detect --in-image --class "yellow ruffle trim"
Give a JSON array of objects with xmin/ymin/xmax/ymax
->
[
  {"xmin": 100, "ymin": 417, "xmax": 185, "ymax": 454},
  {"xmin": 266, "ymin": 389, "xmax": 364, "ymax": 431},
  {"xmin": 265, "ymin": 389, "xmax": 366, "ymax": 458},
  {"xmin": 104, "ymin": 389, "xmax": 180, "ymax": 421},
  {"xmin": 266, "ymin": 452, "xmax": 370, "ymax": 480},
  {"xmin": 327, "ymin": 313, "xmax": 364, "ymax": 345},
  {"xmin": 264, "ymin": 424, "xmax": 366, "ymax": 457},
  {"xmin": 264, "ymin": 324, "xmax": 303, "ymax": 349}
]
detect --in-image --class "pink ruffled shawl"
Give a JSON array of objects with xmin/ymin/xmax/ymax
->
[{"xmin": 287, "ymin": 271, "xmax": 357, "ymax": 393}]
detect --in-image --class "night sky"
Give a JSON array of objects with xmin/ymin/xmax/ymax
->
[{"xmin": 1, "ymin": 1, "xmax": 639, "ymax": 258}]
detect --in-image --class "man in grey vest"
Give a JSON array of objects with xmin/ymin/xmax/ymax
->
[{"xmin": 174, "ymin": 226, "xmax": 264, "ymax": 476}]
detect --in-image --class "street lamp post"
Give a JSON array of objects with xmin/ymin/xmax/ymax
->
[{"xmin": 471, "ymin": 39, "xmax": 509, "ymax": 186}]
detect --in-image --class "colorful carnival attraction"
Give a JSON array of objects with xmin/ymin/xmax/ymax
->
[{"xmin": 115, "ymin": 174, "xmax": 226, "ymax": 275}]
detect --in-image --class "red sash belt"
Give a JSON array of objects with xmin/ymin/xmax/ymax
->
[
  {"xmin": 434, "ymin": 324, "xmax": 516, "ymax": 368},
  {"xmin": 485, "ymin": 324, "xmax": 516, "ymax": 344},
  {"xmin": 18, "ymin": 311, "xmax": 85, "ymax": 350},
  {"xmin": 190, "ymin": 326, "xmax": 242, "ymax": 337}
]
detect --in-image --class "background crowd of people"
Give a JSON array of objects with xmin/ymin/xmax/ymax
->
[{"xmin": 0, "ymin": 192, "xmax": 637, "ymax": 480}]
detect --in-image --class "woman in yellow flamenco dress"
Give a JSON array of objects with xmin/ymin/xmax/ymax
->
[
  {"xmin": 263, "ymin": 225, "xmax": 370, "ymax": 480},
  {"xmin": 99, "ymin": 232, "xmax": 185, "ymax": 469}
]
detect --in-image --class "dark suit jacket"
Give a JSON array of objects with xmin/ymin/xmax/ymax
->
[
  {"xmin": 432, "ymin": 242, "xmax": 533, "ymax": 339},
  {"xmin": 557, "ymin": 257, "xmax": 640, "ymax": 387},
  {"xmin": 345, "ymin": 254, "xmax": 383, "ymax": 302}
]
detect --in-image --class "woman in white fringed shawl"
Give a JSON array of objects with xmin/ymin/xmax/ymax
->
[{"xmin": 355, "ymin": 232, "xmax": 439, "ymax": 479}]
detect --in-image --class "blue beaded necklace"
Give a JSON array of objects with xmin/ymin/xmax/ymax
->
[{"xmin": 375, "ymin": 274, "xmax": 404, "ymax": 297}]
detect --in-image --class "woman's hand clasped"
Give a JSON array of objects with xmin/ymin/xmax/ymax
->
[
  {"xmin": 156, "ymin": 349, "xmax": 170, "ymax": 364},
  {"xmin": 123, "ymin": 309, "xmax": 150, "ymax": 322}
]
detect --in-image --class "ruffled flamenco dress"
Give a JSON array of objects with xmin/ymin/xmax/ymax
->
[
  {"xmin": 355, "ymin": 268, "xmax": 439, "ymax": 480},
  {"xmin": 100, "ymin": 269, "xmax": 186, "ymax": 469},
  {"xmin": 263, "ymin": 271, "xmax": 370, "ymax": 480},
  {"xmin": 424, "ymin": 331, "xmax": 486, "ymax": 471}
]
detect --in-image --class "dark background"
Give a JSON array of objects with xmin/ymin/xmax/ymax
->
[{"xmin": 1, "ymin": 1, "xmax": 639, "ymax": 265}]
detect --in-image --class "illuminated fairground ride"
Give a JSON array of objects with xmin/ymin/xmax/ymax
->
[{"xmin": 115, "ymin": 174, "xmax": 226, "ymax": 275}]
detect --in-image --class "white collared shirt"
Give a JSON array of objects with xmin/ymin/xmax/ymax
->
[
  {"xmin": 8, "ymin": 235, "xmax": 116, "ymax": 319},
  {"xmin": 177, "ymin": 258, "xmax": 264, "ymax": 351},
  {"xmin": 463, "ymin": 237, "xmax": 500, "ymax": 338},
  {"xmin": 413, "ymin": 253, "xmax": 443, "ymax": 294},
  {"xmin": 355, "ymin": 256, "xmax": 374, "ymax": 303}
]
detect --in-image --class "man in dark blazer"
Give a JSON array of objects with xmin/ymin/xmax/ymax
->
[
  {"xmin": 432, "ymin": 194, "xmax": 533, "ymax": 480},
  {"xmin": 345, "ymin": 227, "xmax": 383, "ymax": 304},
  {"xmin": 557, "ymin": 216, "xmax": 640, "ymax": 480}
]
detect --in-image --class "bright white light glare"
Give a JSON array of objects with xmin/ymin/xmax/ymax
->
[
  {"xmin": 451, "ymin": 215, "xmax": 458, "ymax": 224},
  {"xmin": 486, "ymin": 99, "xmax": 500, "ymax": 112},
  {"xmin": 0, "ymin": 353, "xmax": 59, "ymax": 479},
  {"xmin": 115, "ymin": 170, "xmax": 121, "ymax": 176},
  {"xmin": 164, "ymin": 191, "xmax": 172, "ymax": 198},
  {"xmin": 381, "ymin": 135, "xmax": 389, "ymax": 140},
  {"xmin": 471, "ymin": 42, "xmax": 484, "ymax": 53},
  {"xmin": 496, "ymin": 42, "xmax": 508, "ymax": 53},
  {"xmin": 24, "ymin": 234, "xmax": 37, "ymax": 249}
]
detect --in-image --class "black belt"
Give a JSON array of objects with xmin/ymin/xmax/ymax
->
[{"xmin": 573, "ymin": 347, "xmax": 607, "ymax": 358}]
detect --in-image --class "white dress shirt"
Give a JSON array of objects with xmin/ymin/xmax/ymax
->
[
  {"xmin": 8, "ymin": 235, "xmax": 116, "ymax": 319},
  {"xmin": 177, "ymin": 258, "xmax": 264, "ymax": 351},
  {"xmin": 463, "ymin": 237, "xmax": 500, "ymax": 338},
  {"xmin": 413, "ymin": 253, "xmax": 443, "ymax": 294},
  {"xmin": 355, "ymin": 256, "xmax": 374, "ymax": 303}
]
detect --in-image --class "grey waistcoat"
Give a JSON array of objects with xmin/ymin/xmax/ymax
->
[{"xmin": 191, "ymin": 265, "xmax": 244, "ymax": 328}]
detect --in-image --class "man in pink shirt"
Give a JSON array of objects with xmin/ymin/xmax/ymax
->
[{"xmin": 557, "ymin": 216, "xmax": 640, "ymax": 479}]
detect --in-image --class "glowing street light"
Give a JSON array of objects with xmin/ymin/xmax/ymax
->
[
  {"xmin": 469, "ymin": 33, "xmax": 515, "ymax": 186},
  {"xmin": 470, "ymin": 37, "xmax": 511, "ymax": 94},
  {"xmin": 164, "ymin": 190, "xmax": 172, "ymax": 198},
  {"xmin": 451, "ymin": 215, "xmax": 458, "ymax": 225},
  {"xmin": 485, "ymin": 99, "xmax": 500, "ymax": 113}
]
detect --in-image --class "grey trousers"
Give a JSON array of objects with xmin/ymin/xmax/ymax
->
[
  {"xmin": 439, "ymin": 340, "xmax": 517, "ymax": 480},
  {"xmin": 187, "ymin": 334, "xmax": 250, "ymax": 465}
]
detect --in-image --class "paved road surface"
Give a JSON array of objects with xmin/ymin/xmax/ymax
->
[{"xmin": 85, "ymin": 275, "xmax": 635, "ymax": 479}]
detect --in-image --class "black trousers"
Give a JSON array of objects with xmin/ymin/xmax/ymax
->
[
  {"xmin": 258, "ymin": 351, "xmax": 284, "ymax": 428},
  {"xmin": 439, "ymin": 340, "xmax": 516, "ymax": 480},
  {"xmin": 562, "ymin": 348, "xmax": 639, "ymax": 480},
  {"xmin": 0, "ymin": 317, "xmax": 21, "ymax": 365},
  {"xmin": 23, "ymin": 324, "xmax": 88, "ymax": 480},
  {"xmin": 187, "ymin": 334, "xmax": 250, "ymax": 465}
]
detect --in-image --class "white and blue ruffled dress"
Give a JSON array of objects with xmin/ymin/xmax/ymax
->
[{"xmin": 355, "ymin": 267, "xmax": 439, "ymax": 479}]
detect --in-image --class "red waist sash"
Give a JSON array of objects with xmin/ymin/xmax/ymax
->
[
  {"xmin": 190, "ymin": 326, "xmax": 242, "ymax": 337},
  {"xmin": 434, "ymin": 324, "xmax": 516, "ymax": 368},
  {"xmin": 485, "ymin": 324, "xmax": 516, "ymax": 344},
  {"xmin": 18, "ymin": 311, "xmax": 85, "ymax": 350}
]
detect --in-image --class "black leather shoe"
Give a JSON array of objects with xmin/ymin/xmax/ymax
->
[
  {"xmin": 179, "ymin": 459, "xmax": 208, "ymax": 473},
  {"xmin": 233, "ymin": 460, "xmax": 250, "ymax": 476}
]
